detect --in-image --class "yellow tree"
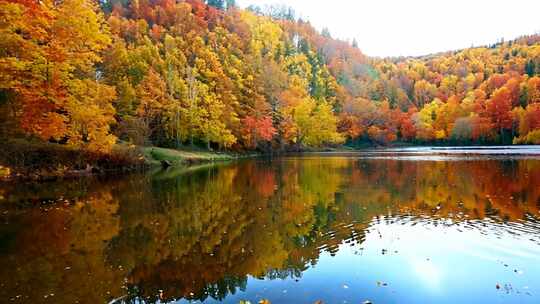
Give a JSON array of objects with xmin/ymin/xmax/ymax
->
[
  {"xmin": 434, "ymin": 95, "xmax": 465, "ymax": 139},
  {"xmin": 136, "ymin": 69, "xmax": 172, "ymax": 144},
  {"xmin": 0, "ymin": 0, "xmax": 115, "ymax": 151},
  {"xmin": 280, "ymin": 76, "xmax": 343, "ymax": 147},
  {"xmin": 199, "ymin": 93, "xmax": 237, "ymax": 149},
  {"xmin": 66, "ymin": 79, "xmax": 117, "ymax": 152},
  {"xmin": 526, "ymin": 76, "xmax": 540, "ymax": 104},
  {"xmin": 303, "ymin": 101, "xmax": 344, "ymax": 147},
  {"xmin": 415, "ymin": 98, "xmax": 443, "ymax": 141}
]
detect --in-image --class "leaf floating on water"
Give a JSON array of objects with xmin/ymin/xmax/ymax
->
[
  {"xmin": 258, "ymin": 299, "xmax": 271, "ymax": 304},
  {"xmin": 376, "ymin": 281, "xmax": 388, "ymax": 287},
  {"xmin": 239, "ymin": 301, "xmax": 251, "ymax": 304}
]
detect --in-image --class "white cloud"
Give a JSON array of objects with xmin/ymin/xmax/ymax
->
[{"xmin": 236, "ymin": 0, "xmax": 540, "ymax": 57}]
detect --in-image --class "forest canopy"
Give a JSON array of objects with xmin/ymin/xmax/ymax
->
[{"xmin": 1, "ymin": 0, "xmax": 540, "ymax": 153}]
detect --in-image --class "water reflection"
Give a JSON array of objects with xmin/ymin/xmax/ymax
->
[{"xmin": 1, "ymin": 157, "xmax": 540, "ymax": 303}]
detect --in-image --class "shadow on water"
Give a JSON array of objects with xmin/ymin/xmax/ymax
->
[{"xmin": 1, "ymin": 153, "xmax": 540, "ymax": 303}]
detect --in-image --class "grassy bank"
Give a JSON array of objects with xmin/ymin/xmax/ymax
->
[{"xmin": 141, "ymin": 146, "xmax": 241, "ymax": 166}]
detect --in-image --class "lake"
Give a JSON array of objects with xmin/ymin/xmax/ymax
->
[{"xmin": 1, "ymin": 148, "xmax": 540, "ymax": 303}]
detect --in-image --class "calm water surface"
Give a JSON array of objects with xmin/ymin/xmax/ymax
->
[{"xmin": 1, "ymin": 148, "xmax": 540, "ymax": 303}]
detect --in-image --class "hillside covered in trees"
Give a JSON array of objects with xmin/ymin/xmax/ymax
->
[{"xmin": 2, "ymin": 0, "xmax": 540, "ymax": 156}]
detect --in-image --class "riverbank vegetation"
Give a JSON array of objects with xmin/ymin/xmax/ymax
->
[
  {"xmin": 1, "ymin": 0, "xmax": 540, "ymax": 174},
  {"xmin": 0, "ymin": 139, "xmax": 141, "ymax": 179}
]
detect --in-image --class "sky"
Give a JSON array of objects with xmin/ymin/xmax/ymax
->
[{"xmin": 236, "ymin": 0, "xmax": 540, "ymax": 57}]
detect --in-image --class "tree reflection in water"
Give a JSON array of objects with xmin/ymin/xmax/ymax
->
[{"xmin": 0, "ymin": 157, "xmax": 539, "ymax": 303}]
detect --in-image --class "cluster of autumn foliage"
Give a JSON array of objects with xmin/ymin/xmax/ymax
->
[
  {"xmin": 350, "ymin": 37, "xmax": 540, "ymax": 145},
  {"xmin": 2, "ymin": 0, "xmax": 540, "ymax": 153}
]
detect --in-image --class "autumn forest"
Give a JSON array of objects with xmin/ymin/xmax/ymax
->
[
  {"xmin": 2, "ymin": 0, "xmax": 540, "ymax": 155},
  {"xmin": 3, "ymin": 2, "xmax": 540, "ymax": 302}
]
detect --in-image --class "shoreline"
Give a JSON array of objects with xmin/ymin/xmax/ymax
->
[
  {"xmin": 2, "ymin": 142, "xmax": 539, "ymax": 182},
  {"xmin": 0, "ymin": 142, "xmax": 259, "ymax": 182}
]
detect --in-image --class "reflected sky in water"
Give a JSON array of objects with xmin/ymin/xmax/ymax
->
[
  {"xmin": 202, "ymin": 218, "xmax": 540, "ymax": 304},
  {"xmin": 1, "ymin": 151, "xmax": 540, "ymax": 303}
]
